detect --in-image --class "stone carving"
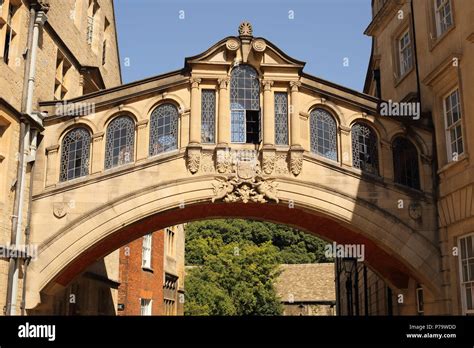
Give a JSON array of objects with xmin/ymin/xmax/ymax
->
[
  {"xmin": 261, "ymin": 151, "xmax": 275, "ymax": 175},
  {"xmin": 239, "ymin": 21, "xmax": 253, "ymax": 36},
  {"xmin": 212, "ymin": 158, "xmax": 279, "ymax": 204},
  {"xmin": 409, "ymin": 202, "xmax": 422, "ymax": 220},
  {"xmin": 252, "ymin": 39, "xmax": 266, "ymax": 52},
  {"xmin": 290, "ymin": 151, "xmax": 303, "ymax": 176},
  {"xmin": 216, "ymin": 149, "xmax": 232, "ymax": 174},
  {"xmin": 187, "ymin": 146, "xmax": 201, "ymax": 174},
  {"xmin": 53, "ymin": 202, "xmax": 67, "ymax": 219},
  {"xmin": 201, "ymin": 152, "xmax": 214, "ymax": 173},
  {"xmin": 274, "ymin": 153, "xmax": 289, "ymax": 175},
  {"xmin": 226, "ymin": 38, "xmax": 240, "ymax": 51}
]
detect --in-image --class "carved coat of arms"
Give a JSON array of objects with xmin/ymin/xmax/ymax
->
[{"xmin": 212, "ymin": 159, "xmax": 279, "ymax": 204}]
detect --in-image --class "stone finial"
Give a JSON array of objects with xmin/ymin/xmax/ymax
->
[{"xmin": 239, "ymin": 21, "xmax": 253, "ymax": 37}]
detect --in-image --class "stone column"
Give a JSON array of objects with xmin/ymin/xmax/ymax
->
[
  {"xmin": 91, "ymin": 132, "xmax": 105, "ymax": 174},
  {"xmin": 136, "ymin": 119, "xmax": 149, "ymax": 161},
  {"xmin": 290, "ymin": 80, "xmax": 302, "ymax": 148},
  {"xmin": 217, "ymin": 78, "xmax": 230, "ymax": 146},
  {"xmin": 339, "ymin": 125, "xmax": 352, "ymax": 167},
  {"xmin": 262, "ymin": 80, "xmax": 274, "ymax": 147},
  {"xmin": 45, "ymin": 144, "xmax": 59, "ymax": 187},
  {"xmin": 189, "ymin": 77, "xmax": 202, "ymax": 145},
  {"xmin": 289, "ymin": 80, "xmax": 304, "ymax": 176}
]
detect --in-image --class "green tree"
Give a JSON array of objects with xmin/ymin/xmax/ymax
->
[
  {"xmin": 185, "ymin": 241, "xmax": 283, "ymax": 316},
  {"xmin": 185, "ymin": 219, "xmax": 331, "ymax": 265}
]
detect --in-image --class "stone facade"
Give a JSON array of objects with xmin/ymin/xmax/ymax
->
[
  {"xmin": 0, "ymin": 0, "xmax": 121, "ymax": 314},
  {"xmin": 364, "ymin": 0, "xmax": 474, "ymax": 315}
]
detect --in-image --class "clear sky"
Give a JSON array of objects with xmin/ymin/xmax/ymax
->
[{"xmin": 115, "ymin": 0, "xmax": 372, "ymax": 92}]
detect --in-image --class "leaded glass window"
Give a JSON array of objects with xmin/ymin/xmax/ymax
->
[
  {"xmin": 351, "ymin": 123, "xmax": 379, "ymax": 175},
  {"xmin": 392, "ymin": 137, "xmax": 420, "ymax": 189},
  {"xmin": 230, "ymin": 64, "xmax": 260, "ymax": 143},
  {"xmin": 274, "ymin": 92, "xmax": 288, "ymax": 145},
  {"xmin": 60, "ymin": 127, "xmax": 91, "ymax": 181},
  {"xmin": 104, "ymin": 115, "xmax": 135, "ymax": 169},
  {"xmin": 149, "ymin": 103, "xmax": 178, "ymax": 156},
  {"xmin": 201, "ymin": 90, "xmax": 216, "ymax": 143},
  {"xmin": 310, "ymin": 108, "xmax": 337, "ymax": 161}
]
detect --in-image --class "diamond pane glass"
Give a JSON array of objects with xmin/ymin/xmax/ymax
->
[
  {"xmin": 351, "ymin": 123, "xmax": 379, "ymax": 175},
  {"xmin": 392, "ymin": 137, "xmax": 420, "ymax": 189},
  {"xmin": 201, "ymin": 90, "xmax": 216, "ymax": 143},
  {"xmin": 274, "ymin": 92, "xmax": 288, "ymax": 145},
  {"xmin": 60, "ymin": 128, "xmax": 91, "ymax": 181},
  {"xmin": 310, "ymin": 108, "xmax": 337, "ymax": 161},
  {"xmin": 104, "ymin": 116, "xmax": 135, "ymax": 169},
  {"xmin": 149, "ymin": 103, "xmax": 178, "ymax": 156},
  {"xmin": 230, "ymin": 65, "xmax": 259, "ymax": 143}
]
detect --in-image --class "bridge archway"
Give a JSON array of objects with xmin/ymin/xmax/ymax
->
[{"xmin": 26, "ymin": 175, "xmax": 442, "ymax": 312}]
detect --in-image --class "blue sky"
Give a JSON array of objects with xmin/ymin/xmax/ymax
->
[{"xmin": 115, "ymin": 0, "xmax": 372, "ymax": 92}]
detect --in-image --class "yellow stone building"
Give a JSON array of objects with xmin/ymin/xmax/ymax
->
[
  {"xmin": 364, "ymin": 0, "xmax": 474, "ymax": 315},
  {"xmin": 0, "ymin": 0, "xmax": 121, "ymax": 315},
  {"xmin": 1, "ymin": 0, "xmax": 472, "ymax": 317}
]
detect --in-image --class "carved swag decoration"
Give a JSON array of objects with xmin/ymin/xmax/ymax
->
[{"xmin": 212, "ymin": 158, "xmax": 279, "ymax": 204}]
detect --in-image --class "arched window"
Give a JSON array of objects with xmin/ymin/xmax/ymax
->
[
  {"xmin": 104, "ymin": 115, "xmax": 135, "ymax": 169},
  {"xmin": 149, "ymin": 103, "xmax": 179, "ymax": 156},
  {"xmin": 310, "ymin": 108, "xmax": 337, "ymax": 161},
  {"xmin": 230, "ymin": 64, "xmax": 260, "ymax": 144},
  {"xmin": 392, "ymin": 137, "xmax": 420, "ymax": 189},
  {"xmin": 351, "ymin": 123, "xmax": 379, "ymax": 175},
  {"xmin": 60, "ymin": 127, "xmax": 91, "ymax": 182}
]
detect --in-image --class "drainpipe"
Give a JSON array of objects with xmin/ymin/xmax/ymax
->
[{"xmin": 5, "ymin": 7, "xmax": 47, "ymax": 316}]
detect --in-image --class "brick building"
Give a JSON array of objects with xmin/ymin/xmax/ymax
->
[{"xmin": 118, "ymin": 224, "xmax": 185, "ymax": 316}]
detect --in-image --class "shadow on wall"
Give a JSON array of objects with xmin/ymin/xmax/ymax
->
[{"xmin": 30, "ymin": 257, "xmax": 119, "ymax": 315}]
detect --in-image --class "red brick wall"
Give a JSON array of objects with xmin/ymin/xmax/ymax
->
[{"xmin": 118, "ymin": 230, "xmax": 165, "ymax": 315}]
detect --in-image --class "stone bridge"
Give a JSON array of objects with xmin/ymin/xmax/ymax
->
[{"xmin": 27, "ymin": 22, "xmax": 444, "ymax": 314}]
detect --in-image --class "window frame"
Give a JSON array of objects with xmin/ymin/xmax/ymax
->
[
  {"xmin": 351, "ymin": 122, "xmax": 379, "ymax": 176},
  {"xmin": 443, "ymin": 88, "xmax": 464, "ymax": 162},
  {"xmin": 458, "ymin": 233, "xmax": 474, "ymax": 315},
  {"xmin": 274, "ymin": 92, "xmax": 289, "ymax": 146},
  {"xmin": 392, "ymin": 136, "xmax": 420, "ymax": 190},
  {"xmin": 104, "ymin": 115, "xmax": 135, "ymax": 170},
  {"xmin": 434, "ymin": 0, "xmax": 453, "ymax": 38},
  {"xmin": 201, "ymin": 89, "xmax": 216, "ymax": 144},
  {"xmin": 140, "ymin": 298, "xmax": 152, "ymax": 316},
  {"xmin": 141, "ymin": 233, "xmax": 152, "ymax": 269},
  {"xmin": 149, "ymin": 103, "xmax": 179, "ymax": 157},
  {"xmin": 309, "ymin": 107, "xmax": 338, "ymax": 161},
  {"xmin": 229, "ymin": 64, "xmax": 261, "ymax": 144},
  {"xmin": 59, "ymin": 127, "xmax": 91, "ymax": 182},
  {"xmin": 398, "ymin": 29, "xmax": 413, "ymax": 78}
]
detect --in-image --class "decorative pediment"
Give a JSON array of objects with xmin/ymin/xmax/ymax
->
[{"xmin": 184, "ymin": 22, "xmax": 305, "ymax": 71}]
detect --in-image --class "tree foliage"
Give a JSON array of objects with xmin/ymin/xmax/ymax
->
[
  {"xmin": 185, "ymin": 219, "xmax": 331, "ymax": 265},
  {"xmin": 184, "ymin": 240, "xmax": 283, "ymax": 315}
]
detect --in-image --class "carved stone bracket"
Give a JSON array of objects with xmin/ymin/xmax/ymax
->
[
  {"xmin": 186, "ymin": 145, "xmax": 202, "ymax": 174},
  {"xmin": 261, "ymin": 148, "xmax": 276, "ymax": 175},
  {"xmin": 215, "ymin": 147, "xmax": 232, "ymax": 174},
  {"xmin": 289, "ymin": 147, "xmax": 304, "ymax": 176},
  {"xmin": 212, "ymin": 159, "xmax": 279, "ymax": 204}
]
